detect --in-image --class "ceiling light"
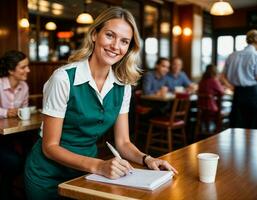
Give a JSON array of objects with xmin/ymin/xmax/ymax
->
[
  {"xmin": 76, "ymin": 13, "xmax": 94, "ymax": 24},
  {"xmin": 183, "ymin": 27, "xmax": 192, "ymax": 36},
  {"xmin": 45, "ymin": 22, "xmax": 57, "ymax": 31},
  {"xmin": 210, "ymin": 0, "xmax": 234, "ymax": 16},
  {"xmin": 19, "ymin": 18, "xmax": 30, "ymax": 28},
  {"xmin": 76, "ymin": 1, "xmax": 94, "ymax": 24},
  {"xmin": 52, "ymin": 9, "xmax": 62, "ymax": 15},
  {"xmin": 172, "ymin": 25, "xmax": 182, "ymax": 36},
  {"xmin": 161, "ymin": 22, "xmax": 170, "ymax": 34}
]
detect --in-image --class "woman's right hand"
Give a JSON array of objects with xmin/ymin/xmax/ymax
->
[
  {"xmin": 7, "ymin": 108, "xmax": 18, "ymax": 118},
  {"xmin": 97, "ymin": 157, "xmax": 133, "ymax": 179}
]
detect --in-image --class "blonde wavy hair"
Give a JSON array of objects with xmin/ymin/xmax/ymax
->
[{"xmin": 69, "ymin": 7, "xmax": 141, "ymax": 85}]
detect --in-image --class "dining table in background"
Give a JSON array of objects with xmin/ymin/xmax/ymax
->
[
  {"xmin": 58, "ymin": 128, "xmax": 257, "ymax": 200},
  {"xmin": 140, "ymin": 92, "xmax": 175, "ymax": 102},
  {"xmin": 0, "ymin": 112, "xmax": 42, "ymax": 135}
]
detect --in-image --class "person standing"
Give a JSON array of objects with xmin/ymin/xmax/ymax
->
[
  {"xmin": 223, "ymin": 29, "xmax": 257, "ymax": 128},
  {"xmin": 0, "ymin": 50, "xmax": 30, "ymax": 200},
  {"xmin": 24, "ymin": 7, "xmax": 177, "ymax": 200}
]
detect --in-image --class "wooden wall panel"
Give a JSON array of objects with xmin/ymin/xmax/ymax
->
[
  {"xmin": 17, "ymin": 0, "xmax": 29, "ymax": 55},
  {"xmin": 178, "ymin": 5, "xmax": 193, "ymax": 79},
  {"xmin": 213, "ymin": 6, "xmax": 257, "ymax": 30},
  {"xmin": 27, "ymin": 62, "xmax": 66, "ymax": 95},
  {"xmin": 0, "ymin": 0, "xmax": 18, "ymax": 56},
  {"xmin": 0, "ymin": 0, "xmax": 28, "ymax": 56}
]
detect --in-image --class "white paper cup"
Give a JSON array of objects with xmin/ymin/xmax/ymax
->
[
  {"xmin": 18, "ymin": 107, "xmax": 31, "ymax": 120},
  {"xmin": 197, "ymin": 153, "xmax": 219, "ymax": 183}
]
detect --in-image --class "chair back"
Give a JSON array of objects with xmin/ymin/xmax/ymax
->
[
  {"xmin": 135, "ymin": 90, "xmax": 143, "ymax": 104},
  {"xmin": 169, "ymin": 93, "xmax": 190, "ymax": 124},
  {"xmin": 197, "ymin": 93, "xmax": 222, "ymax": 113},
  {"xmin": 195, "ymin": 93, "xmax": 224, "ymax": 138}
]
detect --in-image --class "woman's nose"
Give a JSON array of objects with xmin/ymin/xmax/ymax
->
[{"xmin": 111, "ymin": 40, "xmax": 119, "ymax": 49}]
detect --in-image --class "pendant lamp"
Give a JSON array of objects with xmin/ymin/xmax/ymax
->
[
  {"xmin": 210, "ymin": 0, "xmax": 234, "ymax": 16},
  {"xmin": 76, "ymin": 0, "xmax": 93, "ymax": 24}
]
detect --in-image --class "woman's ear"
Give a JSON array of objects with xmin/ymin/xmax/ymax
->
[
  {"xmin": 92, "ymin": 30, "xmax": 97, "ymax": 42},
  {"xmin": 8, "ymin": 70, "xmax": 14, "ymax": 75}
]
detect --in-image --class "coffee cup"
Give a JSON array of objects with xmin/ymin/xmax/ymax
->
[
  {"xmin": 18, "ymin": 107, "xmax": 31, "ymax": 120},
  {"xmin": 174, "ymin": 86, "xmax": 184, "ymax": 93},
  {"xmin": 29, "ymin": 106, "xmax": 37, "ymax": 114},
  {"xmin": 160, "ymin": 86, "xmax": 168, "ymax": 96},
  {"xmin": 197, "ymin": 153, "xmax": 219, "ymax": 183}
]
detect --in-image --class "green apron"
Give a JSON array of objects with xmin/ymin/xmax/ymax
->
[{"xmin": 24, "ymin": 67, "xmax": 124, "ymax": 199}]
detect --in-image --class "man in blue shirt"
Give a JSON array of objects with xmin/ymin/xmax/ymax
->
[
  {"xmin": 143, "ymin": 57, "xmax": 171, "ymax": 95},
  {"xmin": 168, "ymin": 57, "xmax": 197, "ymax": 93},
  {"xmin": 223, "ymin": 29, "xmax": 257, "ymax": 128}
]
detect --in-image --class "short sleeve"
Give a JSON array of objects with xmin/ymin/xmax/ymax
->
[
  {"xmin": 182, "ymin": 72, "xmax": 192, "ymax": 87},
  {"xmin": 119, "ymin": 85, "xmax": 131, "ymax": 114},
  {"xmin": 42, "ymin": 69, "xmax": 70, "ymax": 118}
]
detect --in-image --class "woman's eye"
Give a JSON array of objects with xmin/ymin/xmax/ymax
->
[
  {"xmin": 121, "ymin": 40, "xmax": 129, "ymax": 45},
  {"xmin": 106, "ymin": 33, "xmax": 113, "ymax": 38}
]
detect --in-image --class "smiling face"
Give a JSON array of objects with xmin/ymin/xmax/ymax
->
[
  {"xmin": 91, "ymin": 18, "xmax": 133, "ymax": 68},
  {"xmin": 171, "ymin": 58, "xmax": 183, "ymax": 75},
  {"xmin": 8, "ymin": 58, "xmax": 30, "ymax": 81},
  {"xmin": 156, "ymin": 60, "xmax": 170, "ymax": 77}
]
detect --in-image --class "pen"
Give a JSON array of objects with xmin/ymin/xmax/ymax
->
[
  {"xmin": 106, "ymin": 141, "xmax": 133, "ymax": 174},
  {"xmin": 106, "ymin": 141, "xmax": 122, "ymax": 159}
]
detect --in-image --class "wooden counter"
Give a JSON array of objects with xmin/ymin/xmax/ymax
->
[
  {"xmin": 0, "ymin": 112, "xmax": 42, "ymax": 135},
  {"xmin": 58, "ymin": 128, "xmax": 257, "ymax": 200}
]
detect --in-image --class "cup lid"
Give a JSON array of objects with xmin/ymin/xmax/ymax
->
[{"xmin": 197, "ymin": 153, "xmax": 219, "ymax": 160}]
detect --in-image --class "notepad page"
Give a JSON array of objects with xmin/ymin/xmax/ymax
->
[{"xmin": 85, "ymin": 168, "xmax": 173, "ymax": 191}]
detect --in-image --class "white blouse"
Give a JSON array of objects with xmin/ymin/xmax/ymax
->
[{"xmin": 42, "ymin": 59, "xmax": 131, "ymax": 119}]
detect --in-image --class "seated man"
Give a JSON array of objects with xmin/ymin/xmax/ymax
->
[
  {"xmin": 168, "ymin": 57, "xmax": 197, "ymax": 93},
  {"xmin": 142, "ymin": 57, "xmax": 171, "ymax": 96}
]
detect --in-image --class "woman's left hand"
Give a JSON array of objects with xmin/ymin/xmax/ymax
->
[{"xmin": 144, "ymin": 156, "xmax": 178, "ymax": 174}]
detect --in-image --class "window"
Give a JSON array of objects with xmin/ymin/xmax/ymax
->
[
  {"xmin": 145, "ymin": 37, "xmax": 158, "ymax": 69},
  {"xmin": 216, "ymin": 34, "xmax": 247, "ymax": 72},
  {"xmin": 201, "ymin": 37, "xmax": 212, "ymax": 72},
  {"xmin": 217, "ymin": 36, "xmax": 234, "ymax": 72},
  {"xmin": 144, "ymin": 5, "xmax": 158, "ymax": 69},
  {"xmin": 235, "ymin": 35, "xmax": 247, "ymax": 51}
]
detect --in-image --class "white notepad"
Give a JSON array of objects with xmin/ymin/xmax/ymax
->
[{"xmin": 85, "ymin": 168, "xmax": 174, "ymax": 190}]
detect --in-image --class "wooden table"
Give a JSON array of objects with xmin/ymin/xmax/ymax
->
[
  {"xmin": 140, "ymin": 92, "xmax": 175, "ymax": 102},
  {"xmin": 0, "ymin": 112, "xmax": 42, "ymax": 135},
  {"xmin": 58, "ymin": 128, "xmax": 257, "ymax": 200}
]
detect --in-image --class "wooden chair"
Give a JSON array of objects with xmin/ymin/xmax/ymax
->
[
  {"xmin": 145, "ymin": 93, "xmax": 190, "ymax": 153},
  {"xmin": 134, "ymin": 90, "xmax": 152, "ymax": 144},
  {"xmin": 194, "ymin": 93, "xmax": 230, "ymax": 140}
]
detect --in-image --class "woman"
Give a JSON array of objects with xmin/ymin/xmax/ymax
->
[
  {"xmin": 198, "ymin": 64, "xmax": 224, "ymax": 113},
  {"xmin": 197, "ymin": 64, "xmax": 224, "ymax": 134},
  {"xmin": 0, "ymin": 50, "xmax": 30, "ymax": 200},
  {"xmin": 25, "ymin": 7, "xmax": 177, "ymax": 200},
  {"xmin": 0, "ymin": 50, "xmax": 30, "ymax": 118}
]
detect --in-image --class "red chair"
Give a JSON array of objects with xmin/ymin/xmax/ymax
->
[
  {"xmin": 145, "ymin": 93, "xmax": 190, "ymax": 153},
  {"xmin": 194, "ymin": 93, "xmax": 229, "ymax": 140}
]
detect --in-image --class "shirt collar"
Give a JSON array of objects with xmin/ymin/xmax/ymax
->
[
  {"xmin": 2, "ymin": 77, "xmax": 22, "ymax": 91},
  {"xmin": 2, "ymin": 77, "xmax": 11, "ymax": 90},
  {"xmin": 73, "ymin": 59, "xmax": 124, "ymax": 86},
  {"xmin": 245, "ymin": 44, "xmax": 256, "ymax": 52}
]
